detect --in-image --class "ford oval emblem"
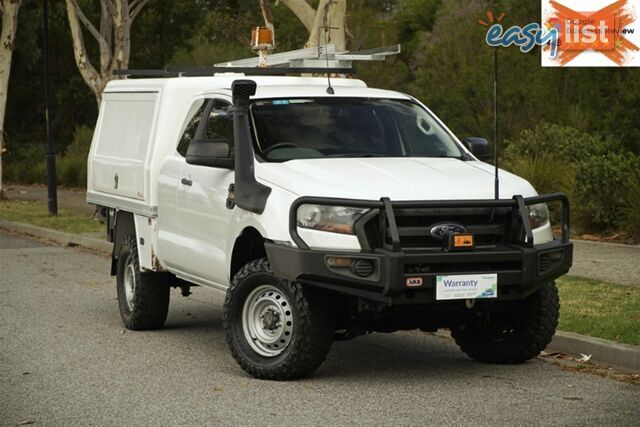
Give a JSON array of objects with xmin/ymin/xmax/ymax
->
[{"xmin": 430, "ymin": 223, "xmax": 467, "ymax": 240}]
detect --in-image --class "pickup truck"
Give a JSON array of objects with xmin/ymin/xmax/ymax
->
[{"xmin": 87, "ymin": 73, "xmax": 572, "ymax": 380}]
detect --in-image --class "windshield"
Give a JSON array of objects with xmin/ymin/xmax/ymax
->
[{"xmin": 249, "ymin": 98, "xmax": 463, "ymax": 162}]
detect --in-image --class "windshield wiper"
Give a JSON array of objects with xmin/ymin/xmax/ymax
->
[{"xmin": 327, "ymin": 153, "xmax": 389, "ymax": 158}]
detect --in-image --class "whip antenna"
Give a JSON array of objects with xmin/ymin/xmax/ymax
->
[
  {"xmin": 493, "ymin": 47, "xmax": 499, "ymax": 199},
  {"xmin": 322, "ymin": 4, "xmax": 335, "ymax": 95}
]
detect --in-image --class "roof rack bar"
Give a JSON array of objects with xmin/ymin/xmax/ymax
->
[
  {"xmin": 113, "ymin": 44, "xmax": 399, "ymax": 79},
  {"xmin": 215, "ymin": 45, "xmax": 337, "ymax": 68},
  {"xmin": 114, "ymin": 69, "xmax": 179, "ymax": 77},
  {"xmin": 114, "ymin": 66, "xmax": 354, "ymax": 79}
]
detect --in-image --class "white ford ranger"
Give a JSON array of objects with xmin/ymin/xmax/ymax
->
[{"xmin": 87, "ymin": 71, "xmax": 572, "ymax": 380}]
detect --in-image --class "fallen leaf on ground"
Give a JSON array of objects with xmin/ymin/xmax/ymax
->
[{"xmin": 577, "ymin": 354, "xmax": 592, "ymax": 362}]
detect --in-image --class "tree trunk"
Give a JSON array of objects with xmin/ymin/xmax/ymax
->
[
  {"xmin": 0, "ymin": 0, "xmax": 23, "ymax": 198},
  {"xmin": 279, "ymin": 0, "xmax": 347, "ymax": 51}
]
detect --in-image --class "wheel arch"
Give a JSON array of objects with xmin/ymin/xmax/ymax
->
[
  {"xmin": 230, "ymin": 227, "xmax": 267, "ymax": 281},
  {"xmin": 110, "ymin": 210, "xmax": 136, "ymax": 275}
]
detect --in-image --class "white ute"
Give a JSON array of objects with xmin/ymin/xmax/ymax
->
[{"xmin": 88, "ymin": 68, "xmax": 573, "ymax": 380}]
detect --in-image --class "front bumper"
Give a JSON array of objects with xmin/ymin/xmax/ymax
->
[
  {"xmin": 265, "ymin": 193, "xmax": 573, "ymax": 305},
  {"xmin": 265, "ymin": 240, "xmax": 572, "ymax": 305}
]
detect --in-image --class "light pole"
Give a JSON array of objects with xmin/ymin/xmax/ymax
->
[{"xmin": 43, "ymin": 0, "xmax": 57, "ymax": 215}]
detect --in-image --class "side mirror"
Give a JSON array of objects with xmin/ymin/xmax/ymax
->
[
  {"xmin": 462, "ymin": 137, "xmax": 492, "ymax": 161},
  {"xmin": 186, "ymin": 138, "xmax": 234, "ymax": 169}
]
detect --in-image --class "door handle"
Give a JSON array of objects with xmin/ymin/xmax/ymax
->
[{"xmin": 181, "ymin": 177, "xmax": 193, "ymax": 186}]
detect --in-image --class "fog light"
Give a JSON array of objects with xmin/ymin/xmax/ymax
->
[{"xmin": 351, "ymin": 259, "xmax": 374, "ymax": 277}]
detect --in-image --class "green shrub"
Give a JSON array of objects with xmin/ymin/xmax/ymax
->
[
  {"xmin": 3, "ymin": 144, "xmax": 46, "ymax": 184},
  {"xmin": 56, "ymin": 125, "xmax": 93, "ymax": 188},
  {"xmin": 575, "ymin": 153, "xmax": 640, "ymax": 230},
  {"xmin": 66, "ymin": 125, "xmax": 93, "ymax": 158},
  {"xmin": 622, "ymin": 172, "xmax": 640, "ymax": 239},
  {"xmin": 504, "ymin": 154, "xmax": 574, "ymax": 226},
  {"xmin": 57, "ymin": 155, "xmax": 87, "ymax": 188},
  {"xmin": 503, "ymin": 153, "xmax": 573, "ymax": 196},
  {"xmin": 504, "ymin": 122, "xmax": 620, "ymax": 163}
]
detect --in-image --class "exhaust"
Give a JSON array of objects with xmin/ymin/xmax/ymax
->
[{"xmin": 231, "ymin": 80, "xmax": 272, "ymax": 214}]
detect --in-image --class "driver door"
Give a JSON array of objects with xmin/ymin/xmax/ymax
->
[{"xmin": 176, "ymin": 96, "xmax": 235, "ymax": 285}]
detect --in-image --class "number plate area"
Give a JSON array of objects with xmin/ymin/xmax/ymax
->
[{"xmin": 435, "ymin": 274, "xmax": 498, "ymax": 300}]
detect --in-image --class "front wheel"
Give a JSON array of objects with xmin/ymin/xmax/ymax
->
[
  {"xmin": 223, "ymin": 258, "xmax": 334, "ymax": 380},
  {"xmin": 451, "ymin": 281, "xmax": 560, "ymax": 364}
]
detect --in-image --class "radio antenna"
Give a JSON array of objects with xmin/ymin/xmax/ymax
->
[
  {"xmin": 493, "ymin": 47, "xmax": 499, "ymax": 199},
  {"xmin": 322, "ymin": 4, "xmax": 335, "ymax": 95}
]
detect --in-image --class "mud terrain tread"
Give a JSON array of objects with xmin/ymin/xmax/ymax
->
[
  {"xmin": 451, "ymin": 282, "xmax": 560, "ymax": 364},
  {"xmin": 223, "ymin": 258, "xmax": 333, "ymax": 380},
  {"xmin": 117, "ymin": 235, "xmax": 170, "ymax": 330}
]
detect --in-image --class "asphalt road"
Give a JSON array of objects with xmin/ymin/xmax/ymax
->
[
  {"xmin": 570, "ymin": 240, "xmax": 640, "ymax": 288},
  {"xmin": 1, "ymin": 232, "xmax": 638, "ymax": 426}
]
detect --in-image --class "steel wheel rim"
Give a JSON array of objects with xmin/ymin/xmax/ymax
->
[
  {"xmin": 123, "ymin": 260, "xmax": 136, "ymax": 311},
  {"xmin": 242, "ymin": 285, "xmax": 294, "ymax": 357}
]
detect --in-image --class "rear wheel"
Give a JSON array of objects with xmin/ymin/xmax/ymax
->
[
  {"xmin": 116, "ymin": 235, "xmax": 170, "ymax": 330},
  {"xmin": 223, "ymin": 258, "xmax": 334, "ymax": 380},
  {"xmin": 451, "ymin": 281, "xmax": 559, "ymax": 364}
]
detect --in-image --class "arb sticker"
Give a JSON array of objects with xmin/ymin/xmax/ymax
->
[{"xmin": 405, "ymin": 277, "xmax": 423, "ymax": 287}]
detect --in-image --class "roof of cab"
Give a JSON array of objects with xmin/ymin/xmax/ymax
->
[{"xmin": 103, "ymin": 75, "xmax": 411, "ymax": 100}]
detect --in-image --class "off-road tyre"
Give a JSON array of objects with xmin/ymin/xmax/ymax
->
[
  {"xmin": 451, "ymin": 281, "xmax": 559, "ymax": 364},
  {"xmin": 116, "ymin": 235, "xmax": 170, "ymax": 330},
  {"xmin": 223, "ymin": 258, "xmax": 334, "ymax": 380}
]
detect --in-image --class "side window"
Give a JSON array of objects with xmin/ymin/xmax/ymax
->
[
  {"xmin": 177, "ymin": 100, "xmax": 206, "ymax": 157},
  {"xmin": 202, "ymin": 99, "xmax": 234, "ymax": 147}
]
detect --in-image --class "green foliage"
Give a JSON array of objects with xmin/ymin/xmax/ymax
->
[
  {"xmin": 56, "ymin": 125, "xmax": 94, "ymax": 188},
  {"xmin": 409, "ymin": 0, "xmax": 494, "ymax": 140},
  {"xmin": 622, "ymin": 172, "xmax": 640, "ymax": 239},
  {"xmin": 503, "ymin": 122, "xmax": 620, "ymax": 163},
  {"xmin": 503, "ymin": 154, "xmax": 573, "ymax": 196},
  {"xmin": 57, "ymin": 156, "xmax": 87, "ymax": 188},
  {"xmin": 3, "ymin": 145, "xmax": 46, "ymax": 185},
  {"xmin": 574, "ymin": 153, "xmax": 640, "ymax": 230}
]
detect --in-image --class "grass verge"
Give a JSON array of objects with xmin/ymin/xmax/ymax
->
[
  {"xmin": 557, "ymin": 276, "xmax": 640, "ymax": 346},
  {"xmin": 0, "ymin": 200, "xmax": 102, "ymax": 234}
]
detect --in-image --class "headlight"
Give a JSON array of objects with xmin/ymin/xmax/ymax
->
[
  {"xmin": 297, "ymin": 205, "xmax": 370, "ymax": 235},
  {"xmin": 527, "ymin": 203, "xmax": 550, "ymax": 229}
]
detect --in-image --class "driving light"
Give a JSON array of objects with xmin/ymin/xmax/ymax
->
[
  {"xmin": 527, "ymin": 203, "xmax": 550, "ymax": 229},
  {"xmin": 297, "ymin": 205, "xmax": 369, "ymax": 235}
]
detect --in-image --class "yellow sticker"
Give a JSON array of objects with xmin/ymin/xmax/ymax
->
[{"xmin": 454, "ymin": 234, "xmax": 474, "ymax": 248}]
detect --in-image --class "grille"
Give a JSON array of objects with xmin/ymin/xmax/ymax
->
[{"xmin": 361, "ymin": 206, "xmax": 517, "ymax": 250}]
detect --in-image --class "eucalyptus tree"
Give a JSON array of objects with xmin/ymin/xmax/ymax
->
[
  {"xmin": 0, "ymin": 0, "xmax": 24, "ymax": 198},
  {"xmin": 65, "ymin": 0, "xmax": 149, "ymax": 106}
]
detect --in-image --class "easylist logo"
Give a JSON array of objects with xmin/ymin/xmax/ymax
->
[{"xmin": 542, "ymin": 0, "xmax": 640, "ymax": 66}]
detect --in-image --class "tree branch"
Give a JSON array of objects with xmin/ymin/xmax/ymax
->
[
  {"xmin": 129, "ymin": 0, "xmax": 148, "ymax": 22},
  {"xmin": 100, "ymin": 0, "xmax": 113, "ymax": 49},
  {"xmin": 67, "ymin": 0, "xmax": 109, "ymax": 49},
  {"xmin": 278, "ymin": 0, "xmax": 315, "ymax": 32},
  {"xmin": 65, "ymin": 0, "xmax": 102, "ymax": 103}
]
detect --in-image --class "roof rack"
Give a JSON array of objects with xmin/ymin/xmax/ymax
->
[
  {"xmin": 114, "ymin": 44, "xmax": 400, "ymax": 79},
  {"xmin": 114, "ymin": 66, "xmax": 354, "ymax": 78},
  {"xmin": 215, "ymin": 44, "xmax": 400, "ymax": 68}
]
